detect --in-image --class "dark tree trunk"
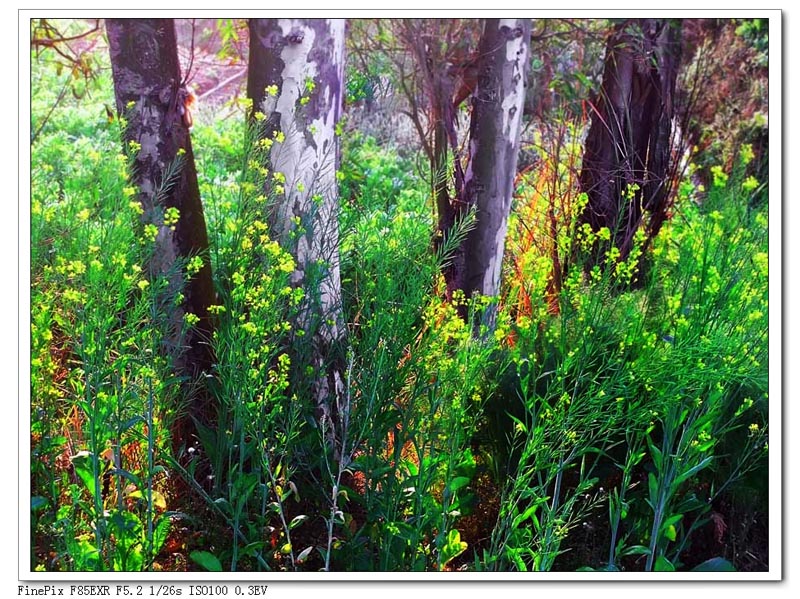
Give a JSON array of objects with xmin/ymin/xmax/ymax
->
[
  {"xmin": 579, "ymin": 19, "xmax": 681, "ymax": 268},
  {"xmin": 106, "ymin": 19, "xmax": 216, "ymax": 407},
  {"xmin": 458, "ymin": 19, "xmax": 531, "ymax": 330},
  {"xmin": 247, "ymin": 18, "xmax": 346, "ymax": 446}
]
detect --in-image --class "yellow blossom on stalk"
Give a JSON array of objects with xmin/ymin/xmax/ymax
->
[
  {"xmin": 68, "ymin": 260, "xmax": 86, "ymax": 275},
  {"xmin": 77, "ymin": 208, "xmax": 91, "ymax": 222},
  {"xmin": 740, "ymin": 143, "xmax": 755, "ymax": 166},
  {"xmin": 112, "ymin": 253, "xmax": 127, "ymax": 267},
  {"xmin": 63, "ymin": 288, "xmax": 84, "ymax": 303},
  {"xmin": 711, "ymin": 165, "xmax": 729, "ymax": 188},
  {"xmin": 164, "ymin": 207, "xmax": 180, "ymax": 229},
  {"xmin": 137, "ymin": 279, "xmax": 149, "ymax": 291},
  {"xmin": 128, "ymin": 140, "xmax": 141, "ymax": 154},
  {"xmin": 184, "ymin": 312, "xmax": 200, "ymax": 327},
  {"xmin": 144, "ymin": 223, "xmax": 159, "ymax": 242},
  {"xmin": 742, "ymin": 176, "xmax": 759, "ymax": 192},
  {"xmin": 186, "ymin": 255, "xmax": 204, "ymax": 276}
]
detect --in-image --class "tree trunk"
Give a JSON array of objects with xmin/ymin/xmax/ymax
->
[
  {"xmin": 579, "ymin": 19, "xmax": 681, "ymax": 268},
  {"xmin": 458, "ymin": 19, "xmax": 531, "ymax": 330},
  {"xmin": 106, "ymin": 19, "xmax": 215, "ymax": 400},
  {"xmin": 247, "ymin": 18, "xmax": 346, "ymax": 443}
]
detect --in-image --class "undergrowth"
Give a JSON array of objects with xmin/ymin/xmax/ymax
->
[{"xmin": 29, "ymin": 54, "xmax": 769, "ymax": 573}]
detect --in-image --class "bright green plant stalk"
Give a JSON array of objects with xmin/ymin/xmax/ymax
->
[{"xmin": 607, "ymin": 434, "xmax": 645, "ymax": 570}]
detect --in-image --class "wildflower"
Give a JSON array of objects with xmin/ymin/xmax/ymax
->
[
  {"xmin": 186, "ymin": 255, "xmax": 204, "ymax": 276},
  {"xmin": 711, "ymin": 165, "xmax": 729, "ymax": 188},
  {"xmin": 742, "ymin": 176, "xmax": 759, "ymax": 192},
  {"xmin": 164, "ymin": 207, "xmax": 180, "ymax": 229},
  {"xmin": 740, "ymin": 143, "xmax": 755, "ymax": 166}
]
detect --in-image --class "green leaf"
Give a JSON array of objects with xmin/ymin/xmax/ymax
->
[
  {"xmin": 128, "ymin": 489, "xmax": 167, "ymax": 511},
  {"xmin": 648, "ymin": 472, "xmax": 659, "ymax": 502},
  {"xmin": 296, "ymin": 546, "xmax": 314, "ymax": 564},
  {"xmin": 290, "ymin": 514, "xmax": 309, "ymax": 530},
  {"xmin": 448, "ymin": 476, "xmax": 471, "ymax": 493},
  {"xmin": 691, "ymin": 557, "xmax": 736, "ymax": 572},
  {"xmin": 664, "ymin": 524, "xmax": 677, "ymax": 542},
  {"xmin": 661, "ymin": 514, "xmax": 683, "ymax": 542},
  {"xmin": 190, "ymin": 550, "xmax": 223, "ymax": 572},
  {"xmin": 674, "ymin": 455, "xmax": 714, "ymax": 488},
  {"xmin": 654, "ymin": 555, "xmax": 675, "ymax": 572},
  {"xmin": 70, "ymin": 451, "xmax": 101, "ymax": 500},
  {"xmin": 619, "ymin": 545, "xmax": 651, "ymax": 557},
  {"xmin": 152, "ymin": 517, "xmax": 171, "ymax": 556},
  {"xmin": 439, "ymin": 529, "xmax": 467, "ymax": 568},
  {"xmin": 512, "ymin": 503, "xmax": 540, "ymax": 530},
  {"xmin": 31, "ymin": 496, "xmax": 48, "ymax": 511},
  {"xmin": 647, "ymin": 436, "xmax": 663, "ymax": 472}
]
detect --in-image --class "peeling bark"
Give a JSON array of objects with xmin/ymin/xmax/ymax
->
[
  {"xmin": 106, "ymin": 19, "xmax": 215, "ymax": 391},
  {"xmin": 247, "ymin": 19, "xmax": 345, "ymax": 443},
  {"xmin": 579, "ymin": 19, "xmax": 681, "ymax": 269},
  {"xmin": 457, "ymin": 19, "xmax": 531, "ymax": 330}
]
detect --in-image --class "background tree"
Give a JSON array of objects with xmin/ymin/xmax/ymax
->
[
  {"xmin": 578, "ymin": 18, "xmax": 681, "ymax": 268},
  {"xmin": 391, "ymin": 19, "xmax": 530, "ymax": 328},
  {"xmin": 456, "ymin": 19, "xmax": 531, "ymax": 330},
  {"xmin": 246, "ymin": 18, "xmax": 346, "ymax": 442},
  {"xmin": 106, "ymin": 18, "xmax": 216, "ymax": 403}
]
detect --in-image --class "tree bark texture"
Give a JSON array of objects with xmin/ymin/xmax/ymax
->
[
  {"xmin": 247, "ymin": 18, "xmax": 346, "ymax": 440},
  {"xmin": 458, "ymin": 19, "xmax": 531, "ymax": 329},
  {"xmin": 106, "ymin": 19, "xmax": 215, "ymax": 382},
  {"xmin": 579, "ymin": 19, "xmax": 681, "ymax": 265}
]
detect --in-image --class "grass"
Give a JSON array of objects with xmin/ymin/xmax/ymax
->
[{"xmin": 29, "ymin": 52, "xmax": 769, "ymax": 573}]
